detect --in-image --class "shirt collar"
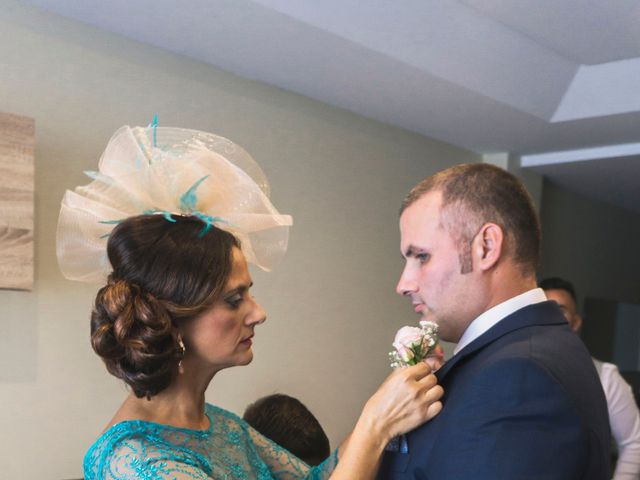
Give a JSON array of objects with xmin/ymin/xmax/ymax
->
[{"xmin": 453, "ymin": 288, "xmax": 548, "ymax": 355}]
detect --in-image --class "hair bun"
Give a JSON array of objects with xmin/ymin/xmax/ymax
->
[{"xmin": 90, "ymin": 278, "xmax": 180, "ymax": 398}]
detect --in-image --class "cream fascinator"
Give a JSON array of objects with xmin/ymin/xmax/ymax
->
[{"xmin": 57, "ymin": 123, "xmax": 292, "ymax": 283}]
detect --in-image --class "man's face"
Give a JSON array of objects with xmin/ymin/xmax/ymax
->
[
  {"xmin": 544, "ymin": 288, "xmax": 581, "ymax": 332},
  {"xmin": 397, "ymin": 191, "xmax": 484, "ymax": 343}
]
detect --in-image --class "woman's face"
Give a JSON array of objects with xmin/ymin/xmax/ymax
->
[{"xmin": 181, "ymin": 247, "xmax": 266, "ymax": 372}]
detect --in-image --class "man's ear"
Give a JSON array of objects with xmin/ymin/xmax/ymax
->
[
  {"xmin": 571, "ymin": 314, "xmax": 583, "ymax": 333},
  {"xmin": 472, "ymin": 222, "xmax": 503, "ymax": 271}
]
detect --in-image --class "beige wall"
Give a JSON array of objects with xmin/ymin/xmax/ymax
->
[
  {"xmin": 539, "ymin": 179, "xmax": 640, "ymax": 306},
  {"xmin": 0, "ymin": 2, "xmax": 478, "ymax": 478}
]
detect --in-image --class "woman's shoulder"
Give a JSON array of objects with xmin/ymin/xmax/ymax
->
[
  {"xmin": 84, "ymin": 418, "xmax": 211, "ymax": 479},
  {"xmin": 83, "ymin": 420, "xmax": 156, "ymax": 479}
]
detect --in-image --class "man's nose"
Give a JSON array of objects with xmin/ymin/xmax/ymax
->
[{"xmin": 396, "ymin": 266, "xmax": 418, "ymax": 296}]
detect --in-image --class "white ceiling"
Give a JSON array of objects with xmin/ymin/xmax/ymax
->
[{"xmin": 24, "ymin": 0, "xmax": 640, "ymax": 213}]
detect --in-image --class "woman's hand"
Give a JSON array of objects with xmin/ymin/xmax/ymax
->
[
  {"xmin": 330, "ymin": 364, "xmax": 443, "ymax": 480},
  {"xmin": 361, "ymin": 363, "xmax": 443, "ymax": 442},
  {"xmin": 425, "ymin": 344, "xmax": 445, "ymax": 372}
]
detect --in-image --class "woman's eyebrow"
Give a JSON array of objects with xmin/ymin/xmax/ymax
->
[{"xmin": 223, "ymin": 282, "xmax": 253, "ymax": 296}]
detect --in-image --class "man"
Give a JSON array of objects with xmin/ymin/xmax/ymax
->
[
  {"xmin": 541, "ymin": 277, "xmax": 640, "ymax": 480},
  {"xmin": 378, "ymin": 163, "xmax": 610, "ymax": 479}
]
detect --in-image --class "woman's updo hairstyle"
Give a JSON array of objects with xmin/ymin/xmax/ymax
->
[{"xmin": 90, "ymin": 214, "xmax": 240, "ymax": 398}]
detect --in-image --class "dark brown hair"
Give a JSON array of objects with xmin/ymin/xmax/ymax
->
[
  {"xmin": 243, "ymin": 394, "xmax": 331, "ymax": 466},
  {"xmin": 539, "ymin": 277, "xmax": 577, "ymax": 303},
  {"xmin": 401, "ymin": 163, "xmax": 540, "ymax": 275},
  {"xmin": 90, "ymin": 214, "xmax": 240, "ymax": 398}
]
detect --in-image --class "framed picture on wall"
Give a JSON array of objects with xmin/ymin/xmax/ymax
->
[{"xmin": 0, "ymin": 111, "xmax": 34, "ymax": 291}]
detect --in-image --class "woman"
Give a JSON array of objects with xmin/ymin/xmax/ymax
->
[{"xmin": 57, "ymin": 124, "xmax": 443, "ymax": 479}]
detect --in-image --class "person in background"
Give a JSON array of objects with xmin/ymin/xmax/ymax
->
[
  {"xmin": 540, "ymin": 277, "xmax": 640, "ymax": 480},
  {"xmin": 244, "ymin": 394, "xmax": 331, "ymax": 466}
]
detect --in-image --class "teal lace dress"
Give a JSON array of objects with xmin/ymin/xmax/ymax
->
[{"xmin": 84, "ymin": 403, "xmax": 339, "ymax": 479}]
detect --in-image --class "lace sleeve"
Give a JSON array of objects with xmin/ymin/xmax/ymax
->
[
  {"xmin": 88, "ymin": 436, "xmax": 211, "ymax": 480},
  {"xmin": 247, "ymin": 425, "xmax": 339, "ymax": 480}
]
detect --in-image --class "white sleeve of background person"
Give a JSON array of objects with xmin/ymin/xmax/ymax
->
[{"xmin": 600, "ymin": 362, "xmax": 640, "ymax": 480}]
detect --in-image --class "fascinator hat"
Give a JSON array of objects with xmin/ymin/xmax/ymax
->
[{"xmin": 57, "ymin": 123, "xmax": 293, "ymax": 283}]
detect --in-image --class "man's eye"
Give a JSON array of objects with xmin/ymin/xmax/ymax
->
[{"xmin": 416, "ymin": 253, "xmax": 430, "ymax": 263}]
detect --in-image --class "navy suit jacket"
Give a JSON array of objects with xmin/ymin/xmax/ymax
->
[{"xmin": 378, "ymin": 301, "xmax": 610, "ymax": 480}]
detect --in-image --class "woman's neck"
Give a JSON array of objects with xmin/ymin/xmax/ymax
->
[{"xmin": 108, "ymin": 368, "xmax": 218, "ymax": 431}]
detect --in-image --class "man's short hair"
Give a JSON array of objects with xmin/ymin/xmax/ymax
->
[
  {"xmin": 243, "ymin": 394, "xmax": 331, "ymax": 466},
  {"xmin": 401, "ymin": 163, "xmax": 541, "ymax": 275},
  {"xmin": 539, "ymin": 277, "xmax": 577, "ymax": 303}
]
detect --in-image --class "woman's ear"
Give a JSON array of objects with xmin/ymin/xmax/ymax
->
[{"xmin": 472, "ymin": 222, "xmax": 503, "ymax": 271}]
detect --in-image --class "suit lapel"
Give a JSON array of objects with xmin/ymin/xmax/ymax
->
[{"xmin": 436, "ymin": 301, "xmax": 566, "ymax": 381}]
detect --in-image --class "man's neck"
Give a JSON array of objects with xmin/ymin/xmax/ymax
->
[{"xmin": 483, "ymin": 266, "xmax": 537, "ymax": 312}]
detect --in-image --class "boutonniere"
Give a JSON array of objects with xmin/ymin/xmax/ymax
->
[{"xmin": 389, "ymin": 320, "xmax": 443, "ymax": 370}]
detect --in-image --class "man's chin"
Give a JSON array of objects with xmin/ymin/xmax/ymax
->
[{"xmin": 421, "ymin": 312, "xmax": 437, "ymax": 325}]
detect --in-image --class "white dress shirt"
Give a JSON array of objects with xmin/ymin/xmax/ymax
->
[
  {"xmin": 454, "ymin": 288, "xmax": 547, "ymax": 355},
  {"xmin": 594, "ymin": 359, "xmax": 640, "ymax": 480}
]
